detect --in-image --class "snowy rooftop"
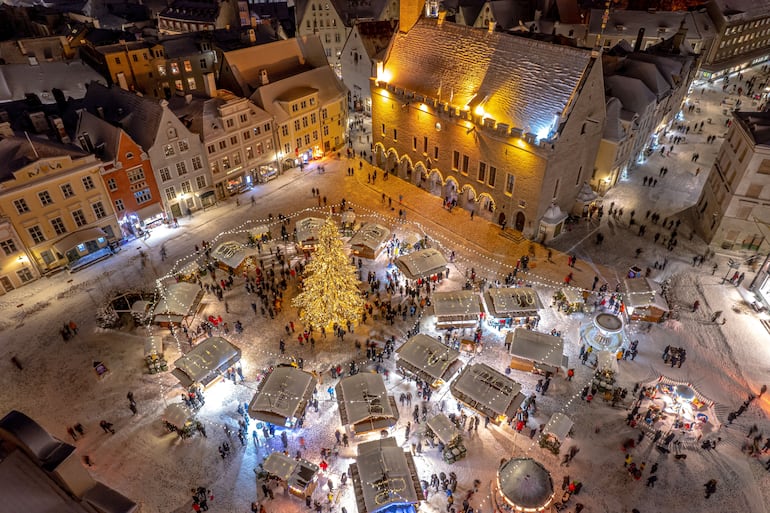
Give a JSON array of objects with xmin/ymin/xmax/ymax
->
[
  {"xmin": 506, "ymin": 329, "xmax": 565, "ymax": 369},
  {"xmin": 295, "ymin": 217, "xmax": 327, "ymax": 246},
  {"xmin": 450, "ymin": 363, "xmax": 523, "ymax": 419},
  {"xmin": 350, "ymin": 438, "xmax": 423, "ymax": 513},
  {"xmin": 248, "ymin": 366, "xmax": 317, "ymax": 424},
  {"xmin": 587, "ymin": 9, "xmax": 709, "ymax": 40},
  {"xmin": 172, "ymin": 337, "xmax": 241, "ymax": 388},
  {"xmin": 262, "ymin": 452, "xmax": 319, "ymax": 491},
  {"xmin": 383, "ymin": 18, "xmax": 594, "ymax": 135},
  {"xmin": 425, "ymin": 413, "xmax": 460, "ymax": 445},
  {"xmin": 712, "ymin": 0, "xmax": 770, "ymax": 20},
  {"xmin": 395, "ymin": 334, "xmax": 461, "ymax": 384},
  {"xmin": 153, "ymin": 282, "xmax": 204, "ymax": 323},
  {"xmin": 498, "ymin": 458, "xmax": 554, "ymax": 510},
  {"xmin": 432, "ymin": 290, "xmax": 481, "ymax": 317},
  {"xmin": 335, "ymin": 373, "xmax": 398, "ymax": 430},
  {"xmin": 484, "ymin": 287, "xmax": 543, "ymax": 317},
  {"xmin": 210, "ymin": 241, "xmax": 260, "ymax": 269},
  {"xmin": 349, "ymin": 223, "xmax": 391, "ymax": 252},
  {"xmin": 542, "ymin": 412, "xmax": 573, "ymax": 441},
  {"xmin": 395, "ymin": 248, "xmax": 447, "ymax": 280},
  {"xmin": 0, "ymin": 60, "xmax": 105, "ymax": 104},
  {"xmin": 623, "ymin": 278, "xmax": 669, "ymax": 311}
]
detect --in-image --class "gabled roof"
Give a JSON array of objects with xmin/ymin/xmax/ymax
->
[
  {"xmin": 354, "ymin": 20, "xmax": 396, "ymax": 61},
  {"xmin": 296, "ymin": 0, "xmax": 392, "ymax": 27},
  {"xmin": 251, "ymin": 66, "xmax": 346, "ymax": 123},
  {"xmin": 0, "ymin": 60, "xmax": 106, "ymax": 105},
  {"xmin": 0, "ymin": 135, "xmax": 87, "ymax": 180},
  {"xmin": 383, "ymin": 18, "xmax": 593, "ymax": 136},
  {"xmin": 82, "ymin": 82, "xmax": 165, "ymax": 152},
  {"xmin": 351, "ymin": 438, "xmax": 423, "ymax": 513},
  {"xmin": 75, "ymin": 110, "xmax": 122, "ymax": 160},
  {"xmin": 604, "ymin": 75, "xmax": 656, "ymax": 117},
  {"xmin": 622, "ymin": 59, "xmax": 671, "ymax": 100}
]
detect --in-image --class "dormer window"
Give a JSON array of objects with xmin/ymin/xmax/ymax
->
[
  {"xmin": 126, "ymin": 152, "xmax": 134, "ymax": 160},
  {"xmin": 325, "ymin": 3, "xmax": 329, "ymax": 9},
  {"xmin": 168, "ymin": 126, "xmax": 178, "ymax": 139}
]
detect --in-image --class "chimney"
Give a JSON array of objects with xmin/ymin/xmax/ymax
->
[
  {"xmin": 634, "ymin": 28, "xmax": 645, "ymax": 52},
  {"xmin": 488, "ymin": 20, "xmax": 496, "ymax": 33},
  {"xmin": 259, "ymin": 69, "xmax": 269, "ymax": 85},
  {"xmin": 437, "ymin": 10, "xmax": 446, "ymax": 26},
  {"xmin": 203, "ymin": 72, "xmax": 217, "ymax": 97}
]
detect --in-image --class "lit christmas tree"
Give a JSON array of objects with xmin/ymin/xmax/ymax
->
[{"xmin": 293, "ymin": 217, "xmax": 364, "ymax": 329}]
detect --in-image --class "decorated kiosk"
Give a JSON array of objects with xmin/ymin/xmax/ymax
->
[
  {"xmin": 507, "ymin": 329, "xmax": 567, "ymax": 376},
  {"xmin": 152, "ymin": 282, "xmax": 205, "ymax": 327},
  {"xmin": 144, "ymin": 335, "xmax": 168, "ymax": 374},
  {"xmin": 248, "ymin": 366, "xmax": 317, "ymax": 428},
  {"xmin": 350, "ymin": 223, "xmax": 391, "ymax": 260},
  {"xmin": 162, "ymin": 403, "xmax": 196, "ymax": 438},
  {"xmin": 432, "ymin": 290, "xmax": 482, "ymax": 330},
  {"xmin": 483, "ymin": 287, "xmax": 543, "ymax": 329},
  {"xmin": 493, "ymin": 458, "xmax": 555, "ymax": 513},
  {"xmin": 395, "ymin": 334, "xmax": 462, "ymax": 388},
  {"xmin": 555, "ymin": 288, "xmax": 585, "ymax": 314},
  {"xmin": 210, "ymin": 241, "xmax": 260, "ymax": 272},
  {"xmin": 296, "ymin": 217, "xmax": 326, "ymax": 251},
  {"xmin": 539, "ymin": 412, "xmax": 573, "ymax": 455},
  {"xmin": 426, "ymin": 413, "xmax": 466, "ymax": 463},
  {"xmin": 336, "ymin": 373, "xmax": 399, "ymax": 436},
  {"xmin": 172, "ymin": 336, "xmax": 241, "ymax": 388},
  {"xmin": 623, "ymin": 278, "xmax": 669, "ymax": 323},
  {"xmin": 349, "ymin": 437, "xmax": 424, "ymax": 513},
  {"xmin": 450, "ymin": 363, "xmax": 524, "ymax": 425},
  {"xmin": 395, "ymin": 248, "xmax": 447, "ymax": 281},
  {"xmin": 261, "ymin": 451, "xmax": 320, "ymax": 498}
]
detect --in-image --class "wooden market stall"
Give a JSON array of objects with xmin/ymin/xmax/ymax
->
[
  {"xmin": 171, "ymin": 336, "xmax": 241, "ymax": 388},
  {"xmin": 261, "ymin": 451, "xmax": 320, "ymax": 498},
  {"xmin": 349, "ymin": 223, "xmax": 391, "ymax": 259},
  {"xmin": 395, "ymin": 248, "xmax": 447, "ymax": 281},
  {"xmin": 433, "ymin": 290, "xmax": 482, "ymax": 329},
  {"xmin": 539, "ymin": 412, "xmax": 573, "ymax": 454},
  {"xmin": 210, "ymin": 241, "xmax": 260, "ymax": 272},
  {"xmin": 426, "ymin": 413, "xmax": 466, "ymax": 463},
  {"xmin": 558, "ymin": 287, "xmax": 586, "ymax": 313},
  {"xmin": 152, "ymin": 282, "xmax": 204, "ymax": 327},
  {"xmin": 340, "ymin": 209, "xmax": 357, "ymax": 236},
  {"xmin": 249, "ymin": 225, "xmax": 271, "ymax": 244},
  {"xmin": 295, "ymin": 217, "xmax": 326, "ymax": 251},
  {"xmin": 623, "ymin": 278, "xmax": 669, "ymax": 323},
  {"xmin": 144, "ymin": 335, "xmax": 168, "ymax": 374},
  {"xmin": 507, "ymin": 329, "xmax": 567, "ymax": 375},
  {"xmin": 336, "ymin": 373, "xmax": 399, "ymax": 435},
  {"xmin": 349, "ymin": 438, "xmax": 424, "ymax": 513},
  {"xmin": 395, "ymin": 334, "xmax": 462, "ymax": 387},
  {"xmin": 483, "ymin": 287, "xmax": 543, "ymax": 328},
  {"xmin": 248, "ymin": 366, "xmax": 317, "ymax": 428},
  {"xmin": 449, "ymin": 363, "xmax": 524, "ymax": 425}
]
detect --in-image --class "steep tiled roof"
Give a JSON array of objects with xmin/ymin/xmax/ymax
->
[
  {"xmin": 0, "ymin": 60, "xmax": 106, "ymax": 105},
  {"xmin": 82, "ymin": 82, "xmax": 164, "ymax": 152},
  {"xmin": 251, "ymin": 66, "xmax": 346, "ymax": 123},
  {"xmin": 602, "ymin": 97, "xmax": 625, "ymax": 142},
  {"xmin": 74, "ymin": 110, "xmax": 122, "ymax": 160},
  {"xmin": 604, "ymin": 75, "xmax": 656, "ymax": 117},
  {"xmin": 622, "ymin": 60, "xmax": 671, "ymax": 100},
  {"xmin": 355, "ymin": 20, "xmax": 396, "ymax": 60},
  {"xmin": 296, "ymin": 0, "xmax": 392, "ymax": 27},
  {"xmin": 384, "ymin": 18, "xmax": 593, "ymax": 136},
  {"xmin": 0, "ymin": 135, "xmax": 87, "ymax": 181}
]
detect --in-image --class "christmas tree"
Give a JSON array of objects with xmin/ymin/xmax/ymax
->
[{"xmin": 293, "ymin": 217, "xmax": 364, "ymax": 329}]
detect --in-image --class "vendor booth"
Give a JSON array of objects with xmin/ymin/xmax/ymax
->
[
  {"xmin": 261, "ymin": 451, "xmax": 320, "ymax": 498},
  {"xmin": 555, "ymin": 287, "xmax": 585, "ymax": 313},
  {"xmin": 493, "ymin": 458, "xmax": 555, "ymax": 513},
  {"xmin": 395, "ymin": 334, "xmax": 462, "ymax": 387},
  {"xmin": 432, "ymin": 290, "xmax": 481, "ymax": 329},
  {"xmin": 152, "ymin": 282, "xmax": 205, "ymax": 327},
  {"xmin": 144, "ymin": 335, "xmax": 168, "ymax": 374},
  {"xmin": 162, "ymin": 403, "xmax": 196, "ymax": 438},
  {"xmin": 248, "ymin": 366, "xmax": 317, "ymax": 428},
  {"xmin": 210, "ymin": 241, "xmax": 260, "ymax": 272},
  {"xmin": 395, "ymin": 248, "xmax": 447, "ymax": 281},
  {"xmin": 539, "ymin": 412, "xmax": 573, "ymax": 454},
  {"xmin": 248, "ymin": 225, "xmax": 271, "ymax": 244},
  {"xmin": 340, "ymin": 209, "xmax": 357, "ymax": 236},
  {"xmin": 450, "ymin": 363, "xmax": 524, "ymax": 425},
  {"xmin": 483, "ymin": 287, "xmax": 543, "ymax": 328},
  {"xmin": 623, "ymin": 278, "xmax": 669, "ymax": 323},
  {"xmin": 349, "ymin": 224, "xmax": 390, "ymax": 259},
  {"xmin": 426, "ymin": 413, "xmax": 466, "ymax": 463},
  {"xmin": 336, "ymin": 373, "xmax": 399, "ymax": 435},
  {"xmin": 507, "ymin": 329, "xmax": 567, "ymax": 375},
  {"xmin": 349, "ymin": 438, "xmax": 424, "ymax": 513},
  {"xmin": 295, "ymin": 217, "xmax": 326, "ymax": 251},
  {"xmin": 171, "ymin": 336, "xmax": 241, "ymax": 388}
]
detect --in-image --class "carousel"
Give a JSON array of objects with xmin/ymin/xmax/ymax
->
[
  {"xmin": 493, "ymin": 458, "xmax": 555, "ymax": 512},
  {"xmin": 637, "ymin": 376, "xmax": 719, "ymax": 443},
  {"xmin": 579, "ymin": 312, "xmax": 627, "ymax": 354}
]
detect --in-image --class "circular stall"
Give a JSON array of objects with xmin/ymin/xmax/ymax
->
[{"xmin": 494, "ymin": 458, "xmax": 555, "ymax": 512}]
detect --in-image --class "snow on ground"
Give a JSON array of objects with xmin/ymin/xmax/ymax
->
[{"xmin": 2, "ymin": 67, "xmax": 770, "ymax": 513}]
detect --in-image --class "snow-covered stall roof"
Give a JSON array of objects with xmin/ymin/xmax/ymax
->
[
  {"xmin": 210, "ymin": 241, "xmax": 259, "ymax": 269},
  {"xmin": 542, "ymin": 412, "xmax": 573, "ymax": 441},
  {"xmin": 450, "ymin": 363, "xmax": 524, "ymax": 420},
  {"xmin": 426, "ymin": 413, "xmax": 460, "ymax": 445},
  {"xmin": 507, "ymin": 329, "xmax": 565, "ymax": 369},
  {"xmin": 561, "ymin": 288, "xmax": 584, "ymax": 305},
  {"xmin": 384, "ymin": 18, "xmax": 594, "ymax": 138},
  {"xmin": 349, "ymin": 438, "xmax": 424, "ymax": 513},
  {"xmin": 395, "ymin": 248, "xmax": 447, "ymax": 280},
  {"xmin": 153, "ymin": 282, "xmax": 204, "ymax": 324},
  {"xmin": 498, "ymin": 458, "xmax": 554, "ymax": 511},
  {"xmin": 433, "ymin": 290, "xmax": 481, "ymax": 317},
  {"xmin": 172, "ymin": 337, "xmax": 241, "ymax": 388},
  {"xmin": 0, "ymin": 410, "xmax": 74, "ymax": 471},
  {"xmin": 248, "ymin": 366, "xmax": 317, "ymax": 425},
  {"xmin": 396, "ymin": 334, "xmax": 462, "ymax": 384},
  {"xmin": 262, "ymin": 452, "xmax": 319, "ymax": 492},
  {"xmin": 484, "ymin": 287, "xmax": 543, "ymax": 317},
  {"xmin": 349, "ymin": 223, "xmax": 390, "ymax": 252},
  {"xmin": 623, "ymin": 278, "xmax": 669, "ymax": 311},
  {"xmin": 335, "ymin": 373, "xmax": 399, "ymax": 433},
  {"xmin": 296, "ymin": 217, "xmax": 326, "ymax": 247}
]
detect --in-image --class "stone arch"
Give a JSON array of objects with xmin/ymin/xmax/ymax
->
[
  {"xmin": 374, "ymin": 142, "xmax": 387, "ymax": 168},
  {"xmin": 478, "ymin": 192, "xmax": 496, "ymax": 220},
  {"xmin": 385, "ymin": 147, "xmax": 399, "ymax": 174},
  {"xmin": 444, "ymin": 176, "xmax": 460, "ymax": 200},
  {"xmin": 399, "ymin": 154, "xmax": 414, "ymax": 181},
  {"xmin": 426, "ymin": 168, "xmax": 444, "ymax": 196},
  {"xmin": 414, "ymin": 162, "xmax": 428, "ymax": 187}
]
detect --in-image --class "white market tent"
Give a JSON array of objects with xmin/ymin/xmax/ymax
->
[
  {"xmin": 497, "ymin": 458, "xmax": 555, "ymax": 512},
  {"xmin": 349, "ymin": 438, "xmax": 424, "ymax": 513},
  {"xmin": 349, "ymin": 223, "xmax": 391, "ymax": 259},
  {"xmin": 335, "ymin": 373, "xmax": 399, "ymax": 434},
  {"xmin": 542, "ymin": 412, "xmax": 573, "ymax": 440},
  {"xmin": 210, "ymin": 241, "xmax": 259, "ymax": 269},
  {"xmin": 152, "ymin": 282, "xmax": 204, "ymax": 325},
  {"xmin": 432, "ymin": 290, "xmax": 481, "ymax": 329},
  {"xmin": 295, "ymin": 217, "xmax": 326, "ymax": 249},
  {"xmin": 172, "ymin": 336, "xmax": 241, "ymax": 388},
  {"xmin": 395, "ymin": 248, "xmax": 447, "ymax": 280},
  {"xmin": 507, "ymin": 329, "xmax": 567, "ymax": 374},
  {"xmin": 248, "ymin": 366, "xmax": 317, "ymax": 426},
  {"xmin": 484, "ymin": 287, "xmax": 543, "ymax": 320},
  {"xmin": 396, "ymin": 334, "xmax": 462, "ymax": 386},
  {"xmin": 450, "ymin": 363, "xmax": 524, "ymax": 424}
]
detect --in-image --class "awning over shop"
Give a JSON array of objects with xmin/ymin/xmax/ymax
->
[
  {"xmin": 136, "ymin": 202, "xmax": 164, "ymax": 221},
  {"xmin": 52, "ymin": 227, "xmax": 107, "ymax": 255}
]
